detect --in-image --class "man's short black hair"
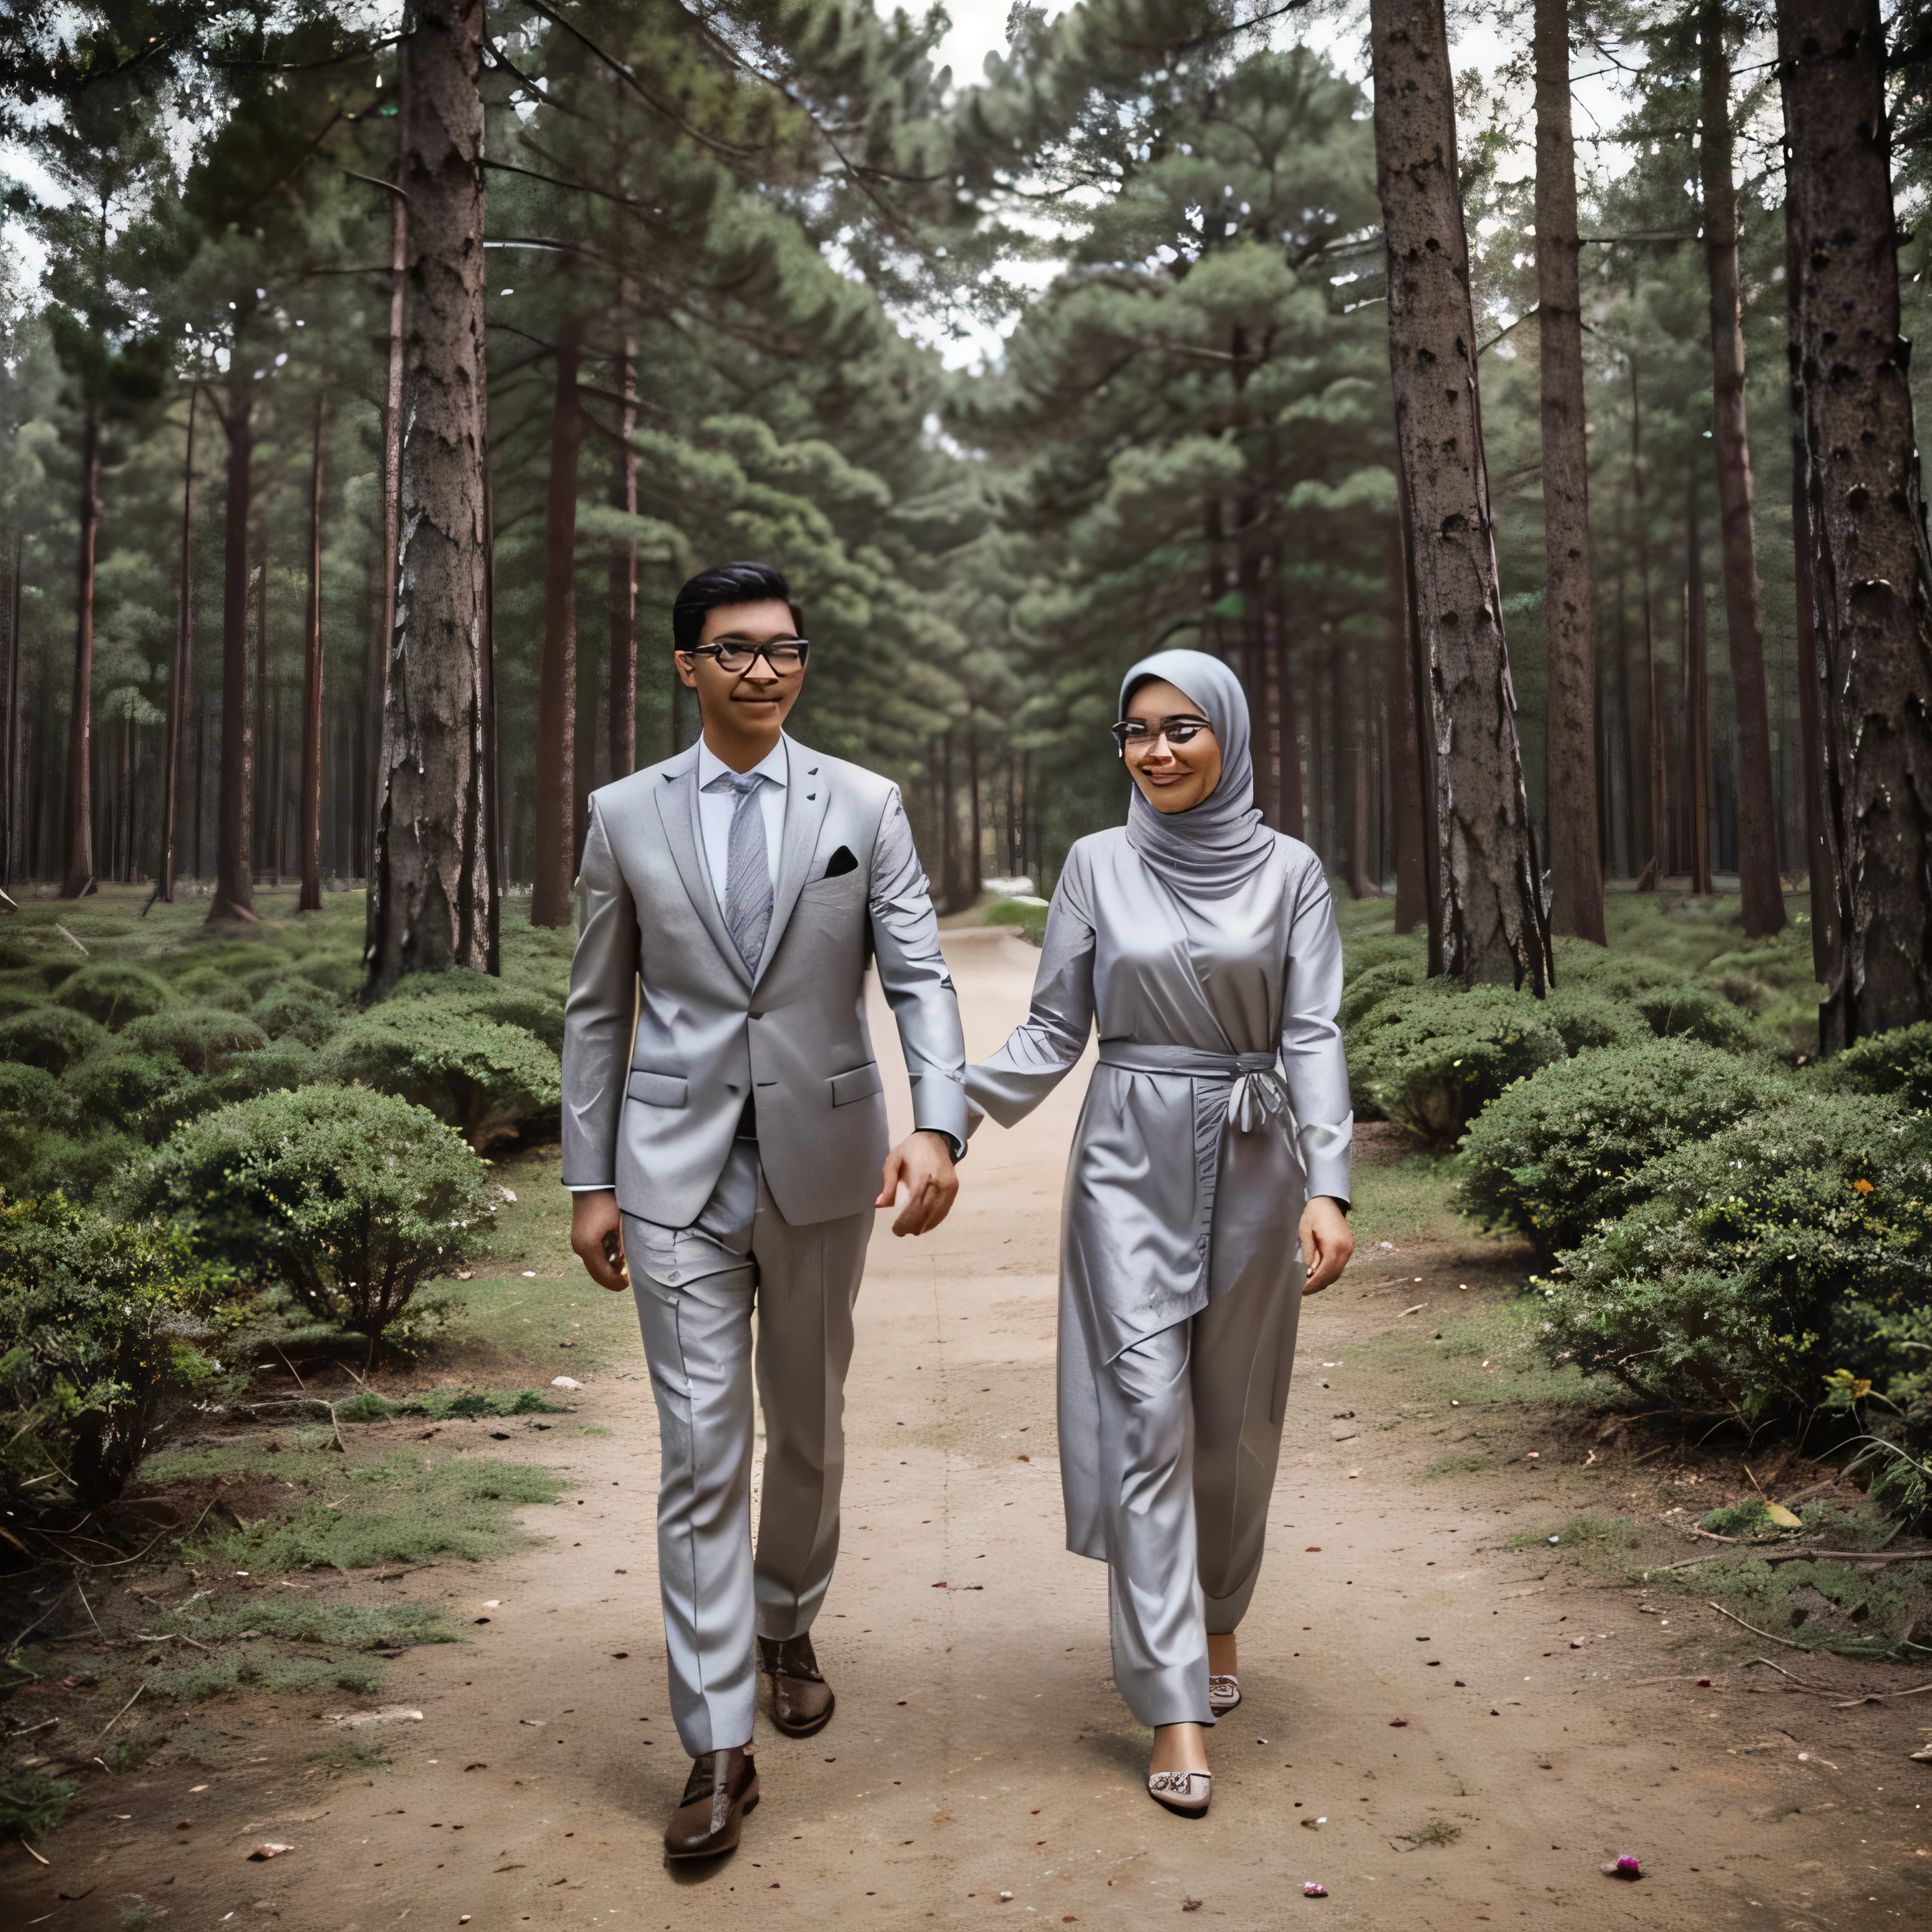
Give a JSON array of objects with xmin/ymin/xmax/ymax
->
[{"xmin": 671, "ymin": 561, "xmax": 804, "ymax": 655}]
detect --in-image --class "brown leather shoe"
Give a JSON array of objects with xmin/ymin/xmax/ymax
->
[
  {"xmin": 758, "ymin": 1633, "xmax": 836, "ymax": 1738},
  {"xmin": 663, "ymin": 1746, "xmax": 758, "ymax": 1860}
]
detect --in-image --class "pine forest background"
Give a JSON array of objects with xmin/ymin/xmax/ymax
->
[{"xmin": 1, "ymin": 0, "xmax": 1929, "ymax": 979}]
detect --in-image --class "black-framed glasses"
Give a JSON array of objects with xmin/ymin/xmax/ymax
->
[
  {"xmin": 684, "ymin": 638, "xmax": 810, "ymax": 674},
  {"xmin": 1111, "ymin": 713, "xmax": 1212, "ymax": 754}
]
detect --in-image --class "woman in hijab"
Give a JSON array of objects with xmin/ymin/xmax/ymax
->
[{"xmin": 965, "ymin": 649, "xmax": 1353, "ymax": 1818}]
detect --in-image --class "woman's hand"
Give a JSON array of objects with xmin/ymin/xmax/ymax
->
[{"xmin": 1299, "ymin": 1196, "xmax": 1353, "ymax": 1296}]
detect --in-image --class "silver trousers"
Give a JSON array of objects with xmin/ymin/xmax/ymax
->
[
  {"xmin": 1099, "ymin": 1231, "xmax": 1304, "ymax": 1729},
  {"xmin": 625, "ymin": 1142, "xmax": 872, "ymax": 1756}
]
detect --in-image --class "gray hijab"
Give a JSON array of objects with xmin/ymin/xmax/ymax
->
[{"xmin": 1118, "ymin": 648, "xmax": 1279, "ymax": 899}]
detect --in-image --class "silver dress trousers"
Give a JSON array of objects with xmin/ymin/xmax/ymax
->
[
  {"xmin": 967, "ymin": 828, "xmax": 1352, "ymax": 1729},
  {"xmin": 626, "ymin": 1140, "xmax": 871, "ymax": 1757}
]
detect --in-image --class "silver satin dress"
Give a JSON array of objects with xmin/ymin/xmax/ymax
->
[{"xmin": 966, "ymin": 826, "xmax": 1352, "ymax": 1728}]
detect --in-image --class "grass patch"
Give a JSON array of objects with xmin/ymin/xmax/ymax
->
[
  {"xmin": 1423, "ymin": 1453, "xmax": 1491, "ymax": 1480},
  {"xmin": 307, "ymin": 1733, "xmax": 394, "ymax": 1777},
  {"xmin": 1509, "ymin": 1514, "xmax": 1640, "ymax": 1550},
  {"xmin": 168, "ymin": 1597, "xmax": 458, "ymax": 1650},
  {"xmin": 1660, "ymin": 1553, "xmax": 1932, "ymax": 1658},
  {"xmin": 186, "ymin": 1453, "xmax": 567, "ymax": 1573},
  {"xmin": 0, "ymin": 1764, "xmax": 77, "ymax": 1840},
  {"xmin": 1357, "ymin": 1297, "xmax": 1589, "ymax": 1411},
  {"xmin": 1350, "ymin": 1144, "xmax": 1472, "ymax": 1248},
  {"xmin": 1399, "ymin": 1820, "xmax": 1463, "ymax": 1849},
  {"xmin": 330, "ymin": 1387, "xmax": 570, "ymax": 1423},
  {"xmin": 983, "ymin": 895, "xmax": 1049, "ymax": 945},
  {"xmin": 140, "ymin": 1652, "xmax": 389, "ymax": 1702}
]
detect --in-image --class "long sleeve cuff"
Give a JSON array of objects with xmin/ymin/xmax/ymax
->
[
  {"xmin": 1299, "ymin": 1116, "xmax": 1353, "ymax": 1208},
  {"xmin": 909, "ymin": 1069, "xmax": 969, "ymax": 1160}
]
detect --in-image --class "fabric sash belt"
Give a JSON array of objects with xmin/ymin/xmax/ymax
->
[{"xmin": 1096, "ymin": 1040, "xmax": 1289, "ymax": 1134}]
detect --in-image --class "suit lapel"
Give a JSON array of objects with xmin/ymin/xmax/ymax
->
[
  {"xmin": 652, "ymin": 747, "xmax": 750, "ymax": 986},
  {"xmin": 754, "ymin": 736, "xmax": 831, "ymax": 985}
]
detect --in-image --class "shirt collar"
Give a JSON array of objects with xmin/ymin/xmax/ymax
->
[{"xmin": 696, "ymin": 734, "xmax": 789, "ymax": 790}]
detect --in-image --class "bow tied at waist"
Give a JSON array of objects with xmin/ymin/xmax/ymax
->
[{"xmin": 1096, "ymin": 1041, "xmax": 1290, "ymax": 1133}]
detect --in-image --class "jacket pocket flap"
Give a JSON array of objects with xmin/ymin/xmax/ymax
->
[
  {"xmin": 828, "ymin": 1062, "xmax": 884, "ymax": 1108},
  {"xmin": 627, "ymin": 1069, "xmax": 689, "ymax": 1108}
]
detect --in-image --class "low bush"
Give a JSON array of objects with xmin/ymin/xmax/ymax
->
[
  {"xmin": 1350, "ymin": 983, "xmax": 1567, "ymax": 1143},
  {"xmin": 1338, "ymin": 957, "xmax": 1421, "ymax": 1033},
  {"xmin": 124, "ymin": 1006, "xmax": 268, "ymax": 1075},
  {"xmin": 1458, "ymin": 1038, "xmax": 1792, "ymax": 1258},
  {"xmin": 0, "ymin": 982, "xmax": 44, "ymax": 1020},
  {"xmin": 0, "ymin": 1004, "xmax": 107, "ymax": 1074},
  {"xmin": 0, "ymin": 1194, "xmax": 244, "ymax": 1507},
  {"xmin": 321, "ymin": 1003, "xmax": 560, "ymax": 1150},
  {"xmin": 1540, "ymin": 985, "xmax": 1646, "ymax": 1055},
  {"xmin": 1830, "ymin": 1022, "xmax": 1932, "ymax": 1113},
  {"xmin": 11, "ymin": 1128, "xmax": 144, "ymax": 1204},
  {"xmin": 0, "ymin": 1063, "xmax": 72, "ymax": 1173},
  {"xmin": 135, "ymin": 1085, "xmax": 497, "ymax": 1346},
  {"xmin": 253, "ymin": 979, "xmax": 346, "ymax": 1048},
  {"xmin": 1535, "ymin": 1093, "xmax": 1932, "ymax": 1420},
  {"xmin": 69, "ymin": 1050, "xmax": 190, "ymax": 1136},
  {"xmin": 1631, "ymin": 982, "xmax": 1751, "ymax": 1050},
  {"xmin": 387, "ymin": 970, "xmax": 565, "ymax": 1052},
  {"xmin": 164, "ymin": 964, "xmax": 256, "ymax": 1013},
  {"xmin": 289, "ymin": 946, "xmax": 365, "ymax": 1000},
  {"xmin": 52, "ymin": 962, "xmax": 172, "ymax": 1030}
]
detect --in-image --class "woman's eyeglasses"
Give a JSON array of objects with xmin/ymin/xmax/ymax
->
[
  {"xmin": 684, "ymin": 639, "xmax": 809, "ymax": 674},
  {"xmin": 1111, "ymin": 714, "xmax": 1212, "ymax": 754}
]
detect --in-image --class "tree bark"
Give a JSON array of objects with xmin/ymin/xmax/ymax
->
[
  {"xmin": 1370, "ymin": 0, "xmax": 1551, "ymax": 988},
  {"xmin": 1387, "ymin": 518, "xmax": 1426, "ymax": 931},
  {"xmin": 209, "ymin": 379, "xmax": 257, "ymax": 924},
  {"xmin": 1685, "ymin": 471, "xmax": 1715, "ymax": 894},
  {"xmin": 1699, "ymin": 1, "xmax": 1786, "ymax": 936},
  {"xmin": 609, "ymin": 325, "xmax": 638, "ymax": 781},
  {"xmin": 365, "ymin": 175, "xmax": 406, "ymax": 898},
  {"xmin": 1533, "ymin": 0, "xmax": 1606, "ymax": 943},
  {"xmin": 60, "ymin": 409, "xmax": 101, "ymax": 899},
  {"xmin": 3, "ymin": 533, "xmax": 20, "ymax": 889},
  {"xmin": 1779, "ymin": 0, "xmax": 1932, "ymax": 1040},
  {"xmin": 368, "ymin": 0, "xmax": 495, "ymax": 989},
  {"xmin": 157, "ymin": 385, "xmax": 197, "ymax": 904},
  {"xmin": 299, "ymin": 395, "xmax": 328, "ymax": 913},
  {"xmin": 531, "ymin": 321, "xmax": 582, "ymax": 930}
]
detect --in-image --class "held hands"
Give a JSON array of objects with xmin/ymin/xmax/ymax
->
[
  {"xmin": 571, "ymin": 1190, "xmax": 630, "ymax": 1292},
  {"xmin": 877, "ymin": 1130, "xmax": 960, "ymax": 1237},
  {"xmin": 1298, "ymin": 1196, "xmax": 1353, "ymax": 1296}
]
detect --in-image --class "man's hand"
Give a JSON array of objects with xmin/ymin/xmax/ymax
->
[
  {"xmin": 571, "ymin": 1190, "xmax": 630, "ymax": 1291},
  {"xmin": 1298, "ymin": 1196, "xmax": 1353, "ymax": 1296},
  {"xmin": 877, "ymin": 1130, "xmax": 959, "ymax": 1237}
]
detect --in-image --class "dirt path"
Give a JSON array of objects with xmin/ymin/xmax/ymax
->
[{"xmin": 7, "ymin": 929, "xmax": 1928, "ymax": 1929}]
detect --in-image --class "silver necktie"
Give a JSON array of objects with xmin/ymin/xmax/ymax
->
[{"xmin": 707, "ymin": 769, "xmax": 773, "ymax": 974}]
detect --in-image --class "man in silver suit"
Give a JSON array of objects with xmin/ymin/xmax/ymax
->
[{"xmin": 562, "ymin": 560, "xmax": 966, "ymax": 1860}]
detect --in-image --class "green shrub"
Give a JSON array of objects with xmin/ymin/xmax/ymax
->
[
  {"xmin": 1535, "ymin": 1094, "xmax": 1932, "ymax": 1419},
  {"xmin": 135, "ymin": 1086, "xmax": 496, "ymax": 1345},
  {"xmin": 1338, "ymin": 957, "xmax": 1421, "ymax": 1033},
  {"xmin": 166, "ymin": 964, "xmax": 256, "ymax": 1013},
  {"xmin": 123, "ymin": 1006, "xmax": 268, "ymax": 1074},
  {"xmin": 1540, "ymin": 985, "xmax": 1646, "ymax": 1055},
  {"xmin": 321, "ymin": 1003, "xmax": 560, "ymax": 1151},
  {"xmin": 0, "ymin": 1765, "xmax": 77, "ymax": 1841},
  {"xmin": 0, "ymin": 1004, "xmax": 107, "ymax": 1074},
  {"xmin": 0, "ymin": 1063, "xmax": 73, "ymax": 1174},
  {"xmin": 1458, "ymin": 1038, "xmax": 1791, "ymax": 1258},
  {"xmin": 253, "ymin": 979, "xmax": 346, "ymax": 1048},
  {"xmin": 0, "ymin": 982, "xmax": 44, "ymax": 1020},
  {"xmin": 0, "ymin": 1194, "xmax": 243, "ymax": 1506},
  {"xmin": 984, "ymin": 896, "xmax": 1049, "ymax": 948},
  {"xmin": 1350, "ymin": 983, "xmax": 1566, "ymax": 1143},
  {"xmin": 1631, "ymin": 982, "xmax": 1750, "ymax": 1050},
  {"xmin": 69, "ymin": 1050, "xmax": 190, "ymax": 1137},
  {"xmin": 11, "ymin": 1128, "xmax": 143, "ymax": 1205},
  {"xmin": 387, "ymin": 971, "xmax": 565, "ymax": 1052},
  {"xmin": 1831, "ymin": 1023, "xmax": 1932, "ymax": 1113},
  {"xmin": 290, "ymin": 947, "xmax": 365, "ymax": 999},
  {"xmin": 52, "ymin": 962, "xmax": 172, "ymax": 1030}
]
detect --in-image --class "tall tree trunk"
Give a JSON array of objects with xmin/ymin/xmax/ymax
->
[
  {"xmin": 209, "ymin": 382, "xmax": 257, "ymax": 924},
  {"xmin": 365, "ymin": 176, "xmax": 406, "ymax": 899},
  {"xmin": 1685, "ymin": 473, "xmax": 1715, "ymax": 894},
  {"xmin": 368, "ymin": 0, "xmax": 495, "ymax": 989},
  {"xmin": 1370, "ymin": 0, "xmax": 1551, "ymax": 988},
  {"xmin": 1348, "ymin": 645, "xmax": 1374, "ymax": 899},
  {"xmin": 1626, "ymin": 362, "xmax": 1667, "ymax": 888},
  {"xmin": 3, "ymin": 533, "xmax": 20, "ymax": 889},
  {"xmin": 1779, "ymin": 0, "xmax": 1932, "ymax": 1039},
  {"xmin": 609, "ymin": 325, "xmax": 638, "ymax": 781},
  {"xmin": 1387, "ymin": 519, "xmax": 1426, "ymax": 931},
  {"xmin": 1700, "ymin": 0, "xmax": 1787, "ymax": 936},
  {"xmin": 60, "ymin": 409, "xmax": 101, "ymax": 899},
  {"xmin": 531, "ymin": 322, "xmax": 582, "ymax": 930},
  {"xmin": 299, "ymin": 396, "xmax": 328, "ymax": 913},
  {"xmin": 158, "ymin": 384, "xmax": 196, "ymax": 905},
  {"xmin": 1533, "ymin": 0, "xmax": 1606, "ymax": 944},
  {"xmin": 1265, "ymin": 567, "xmax": 1304, "ymax": 836}
]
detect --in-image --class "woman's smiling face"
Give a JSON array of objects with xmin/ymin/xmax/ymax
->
[{"xmin": 1119, "ymin": 677, "xmax": 1223, "ymax": 815}]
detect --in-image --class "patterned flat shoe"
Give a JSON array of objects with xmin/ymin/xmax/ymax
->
[
  {"xmin": 1208, "ymin": 1674, "xmax": 1241, "ymax": 1716},
  {"xmin": 1146, "ymin": 1769, "xmax": 1212, "ymax": 1818}
]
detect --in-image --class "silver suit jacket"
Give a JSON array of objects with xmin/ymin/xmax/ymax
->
[{"xmin": 561, "ymin": 734, "xmax": 967, "ymax": 1228}]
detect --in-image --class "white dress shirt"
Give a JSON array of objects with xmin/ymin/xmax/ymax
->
[{"xmin": 695, "ymin": 735, "xmax": 787, "ymax": 908}]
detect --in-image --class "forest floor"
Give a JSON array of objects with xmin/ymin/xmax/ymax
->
[{"xmin": 3, "ymin": 926, "xmax": 1929, "ymax": 1931}]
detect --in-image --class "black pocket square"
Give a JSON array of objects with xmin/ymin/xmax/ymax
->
[{"xmin": 822, "ymin": 846, "xmax": 859, "ymax": 879}]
